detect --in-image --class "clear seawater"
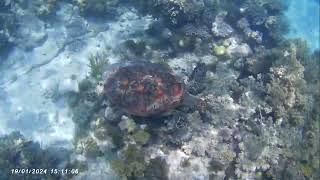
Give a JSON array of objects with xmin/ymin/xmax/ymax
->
[
  {"xmin": 0, "ymin": 0, "xmax": 319, "ymax": 179},
  {"xmin": 285, "ymin": 0, "xmax": 320, "ymax": 51}
]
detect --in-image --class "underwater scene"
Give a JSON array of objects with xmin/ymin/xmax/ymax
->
[{"xmin": 0, "ymin": 0, "xmax": 319, "ymax": 179}]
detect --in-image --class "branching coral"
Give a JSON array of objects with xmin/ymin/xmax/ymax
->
[{"xmin": 265, "ymin": 43, "xmax": 308, "ymax": 125}]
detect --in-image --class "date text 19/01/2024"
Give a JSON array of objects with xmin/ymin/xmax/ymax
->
[{"xmin": 11, "ymin": 168, "xmax": 79, "ymax": 175}]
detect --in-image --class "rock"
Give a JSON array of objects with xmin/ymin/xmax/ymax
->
[
  {"xmin": 212, "ymin": 21, "xmax": 233, "ymax": 38},
  {"xmin": 182, "ymin": 24, "xmax": 211, "ymax": 39},
  {"xmin": 104, "ymin": 106, "xmax": 119, "ymax": 121},
  {"xmin": 237, "ymin": 18, "xmax": 263, "ymax": 43},
  {"xmin": 218, "ymin": 127, "xmax": 233, "ymax": 142},
  {"xmin": 66, "ymin": 18, "xmax": 88, "ymax": 38},
  {"xmin": 191, "ymin": 139, "xmax": 207, "ymax": 157},
  {"xmin": 237, "ymin": 17, "xmax": 250, "ymax": 30},
  {"xmin": 166, "ymin": 150, "xmax": 210, "ymax": 180},
  {"xmin": 118, "ymin": 116, "xmax": 136, "ymax": 133},
  {"xmin": 200, "ymin": 55, "xmax": 218, "ymax": 65},
  {"xmin": 76, "ymin": 0, "xmax": 120, "ymax": 17},
  {"xmin": 31, "ymin": 0, "xmax": 58, "ymax": 17},
  {"xmin": 226, "ymin": 43, "xmax": 252, "ymax": 58},
  {"xmin": 168, "ymin": 53, "xmax": 201, "ymax": 78},
  {"xmin": 211, "ymin": 14, "xmax": 233, "ymax": 38}
]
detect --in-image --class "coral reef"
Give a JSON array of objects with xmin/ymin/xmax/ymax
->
[
  {"xmin": 213, "ymin": 45, "xmax": 226, "ymax": 56},
  {"xmin": 265, "ymin": 43, "xmax": 308, "ymax": 125},
  {"xmin": 0, "ymin": 6, "xmax": 16, "ymax": 55},
  {"xmin": 0, "ymin": 0, "xmax": 59, "ymax": 55},
  {"xmin": 111, "ymin": 145, "xmax": 147, "ymax": 179},
  {"xmin": 0, "ymin": 0, "xmax": 318, "ymax": 180},
  {"xmin": 64, "ymin": 0, "xmax": 320, "ymax": 178},
  {"xmin": 31, "ymin": 0, "xmax": 58, "ymax": 17},
  {"xmin": 211, "ymin": 13, "xmax": 234, "ymax": 38},
  {"xmin": 75, "ymin": 0, "xmax": 120, "ymax": 17},
  {"xmin": 0, "ymin": 132, "xmax": 73, "ymax": 180},
  {"xmin": 131, "ymin": 0, "xmax": 207, "ymax": 26},
  {"xmin": 132, "ymin": 130, "xmax": 150, "ymax": 145}
]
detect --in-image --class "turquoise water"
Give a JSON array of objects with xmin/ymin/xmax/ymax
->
[{"xmin": 286, "ymin": 0, "xmax": 320, "ymax": 51}]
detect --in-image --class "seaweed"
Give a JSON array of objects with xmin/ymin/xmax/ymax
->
[
  {"xmin": 1, "ymin": 1, "xmax": 315, "ymax": 179},
  {"xmin": 88, "ymin": 52, "xmax": 109, "ymax": 80}
]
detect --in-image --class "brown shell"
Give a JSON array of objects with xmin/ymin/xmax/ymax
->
[{"xmin": 104, "ymin": 61, "xmax": 185, "ymax": 117}]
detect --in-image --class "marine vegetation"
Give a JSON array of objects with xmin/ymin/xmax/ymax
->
[
  {"xmin": 0, "ymin": 132, "xmax": 72, "ymax": 180},
  {"xmin": 88, "ymin": 52, "xmax": 109, "ymax": 80},
  {"xmin": 65, "ymin": 0, "xmax": 319, "ymax": 174},
  {"xmin": 111, "ymin": 145, "xmax": 147, "ymax": 179},
  {"xmin": 0, "ymin": 0, "xmax": 318, "ymax": 179},
  {"xmin": 132, "ymin": 130, "xmax": 150, "ymax": 145}
]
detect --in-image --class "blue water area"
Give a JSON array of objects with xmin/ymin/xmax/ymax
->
[{"xmin": 285, "ymin": 0, "xmax": 320, "ymax": 51}]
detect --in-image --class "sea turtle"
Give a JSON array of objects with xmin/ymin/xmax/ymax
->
[{"xmin": 103, "ymin": 61, "xmax": 205, "ymax": 117}]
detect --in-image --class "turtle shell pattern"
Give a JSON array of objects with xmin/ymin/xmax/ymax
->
[{"xmin": 104, "ymin": 61, "xmax": 185, "ymax": 117}]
